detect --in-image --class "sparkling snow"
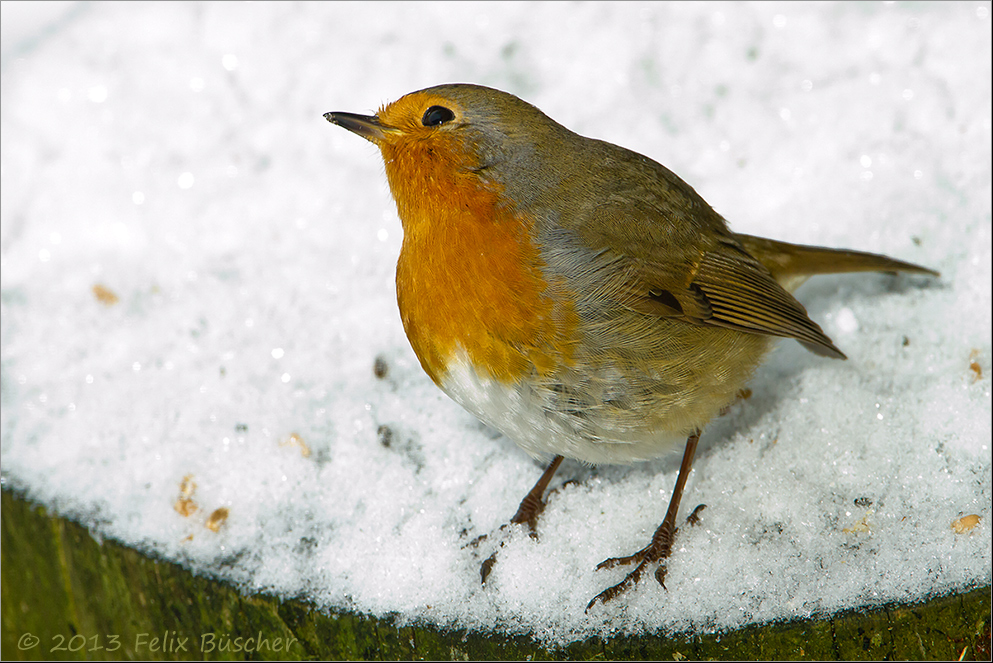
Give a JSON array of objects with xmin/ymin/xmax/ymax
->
[{"xmin": 1, "ymin": 1, "xmax": 989, "ymax": 645}]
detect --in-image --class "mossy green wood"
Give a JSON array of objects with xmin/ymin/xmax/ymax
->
[{"xmin": 2, "ymin": 490, "xmax": 989, "ymax": 661}]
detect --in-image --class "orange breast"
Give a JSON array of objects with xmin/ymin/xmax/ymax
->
[{"xmin": 381, "ymin": 137, "xmax": 578, "ymax": 385}]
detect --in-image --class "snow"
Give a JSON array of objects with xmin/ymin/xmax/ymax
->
[{"xmin": 1, "ymin": 1, "xmax": 989, "ymax": 645}]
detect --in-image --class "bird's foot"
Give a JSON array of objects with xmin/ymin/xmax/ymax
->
[
  {"xmin": 471, "ymin": 456, "xmax": 565, "ymax": 584},
  {"xmin": 586, "ymin": 504, "xmax": 706, "ymax": 612}
]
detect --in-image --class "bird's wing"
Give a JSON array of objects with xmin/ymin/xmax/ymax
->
[
  {"xmin": 623, "ymin": 235, "xmax": 846, "ymax": 359},
  {"xmin": 562, "ymin": 152, "xmax": 845, "ymax": 359}
]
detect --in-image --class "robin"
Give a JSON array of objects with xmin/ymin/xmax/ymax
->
[{"xmin": 324, "ymin": 83, "xmax": 938, "ymax": 610}]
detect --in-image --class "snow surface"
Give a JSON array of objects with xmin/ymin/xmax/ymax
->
[{"xmin": 1, "ymin": 1, "xmax": 990, "ymax": 645}]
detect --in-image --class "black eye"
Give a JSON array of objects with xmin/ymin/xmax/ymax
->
[{"xmin": 422, "ymin": 105, "xmax": 455, "ymax": 127}]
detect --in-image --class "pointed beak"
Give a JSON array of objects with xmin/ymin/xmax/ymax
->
[{"xmin": 324, "ymin": 111, "xmax": 391, "ymax": 143}]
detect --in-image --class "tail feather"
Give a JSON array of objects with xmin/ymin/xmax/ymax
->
[{"xmin": 735, "ymin": 233, "xmax": 940, "ymax": 293}]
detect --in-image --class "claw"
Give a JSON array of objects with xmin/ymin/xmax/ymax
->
[
  {"xmin": 685, "ymin": 504, "xmax": 707, "ymax": 526},
  {"xmin": 594, "ymin": 548, "xmax": 646, "ymax": 571},
  {"xmin": 586, "ymin": 560, "xmax": 649, "ymax": 612},
  {"xmin": 587, "ymin": 531, "xmax": 671, "ymax": 610},
  {"xmin": 654, "ymin": 563, "xmax": 668, "ymax": 589},
  {"xmin": 480, "ymin": 551, "xmax": 499, "ymax": 584}
]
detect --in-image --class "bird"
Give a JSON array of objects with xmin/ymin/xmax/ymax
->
[{"xmin": 324, "ymin": 83, "xmax": 939, "ymax": 610}]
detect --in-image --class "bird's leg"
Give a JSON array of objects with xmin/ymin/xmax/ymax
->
[
  {"xmin": 480, "ymin": 455, "xmax": 563, "ymax": 583},
  {"xmin": 510, "ymin": 454, "xmax": 564, "ymax": 533},
  {"xmin": 586, "ymin": 431, "xmax": 701, "ymax": 612}
]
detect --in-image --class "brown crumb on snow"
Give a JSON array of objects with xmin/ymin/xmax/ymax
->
[
  {"xmin": 92, "ymin": 283, "xmax": 119, "ymax": 305},
  {"xmin": 951, "ymin": 514, "xmax": 980, "ymax": 534},
  {"xmin": 279, "ymin": 432, "xmax": 311, "ymax": 457},
  {"xmin": 173, "ymin": 474, "xmax": 198, "ymax": 517},
  {"xmin": 205, "ymin": 507, "xmax": 229, "ymax": 532}
]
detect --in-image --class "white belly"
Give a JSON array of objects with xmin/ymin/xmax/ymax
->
[{"xmin": 438, "ymin": 349, "xmax": 690, "ymax": 465}]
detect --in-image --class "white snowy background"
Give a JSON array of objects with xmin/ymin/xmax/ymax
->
[{"xmin": 1, "ymin": 1, "xmax": 990, "ymax": 645}]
